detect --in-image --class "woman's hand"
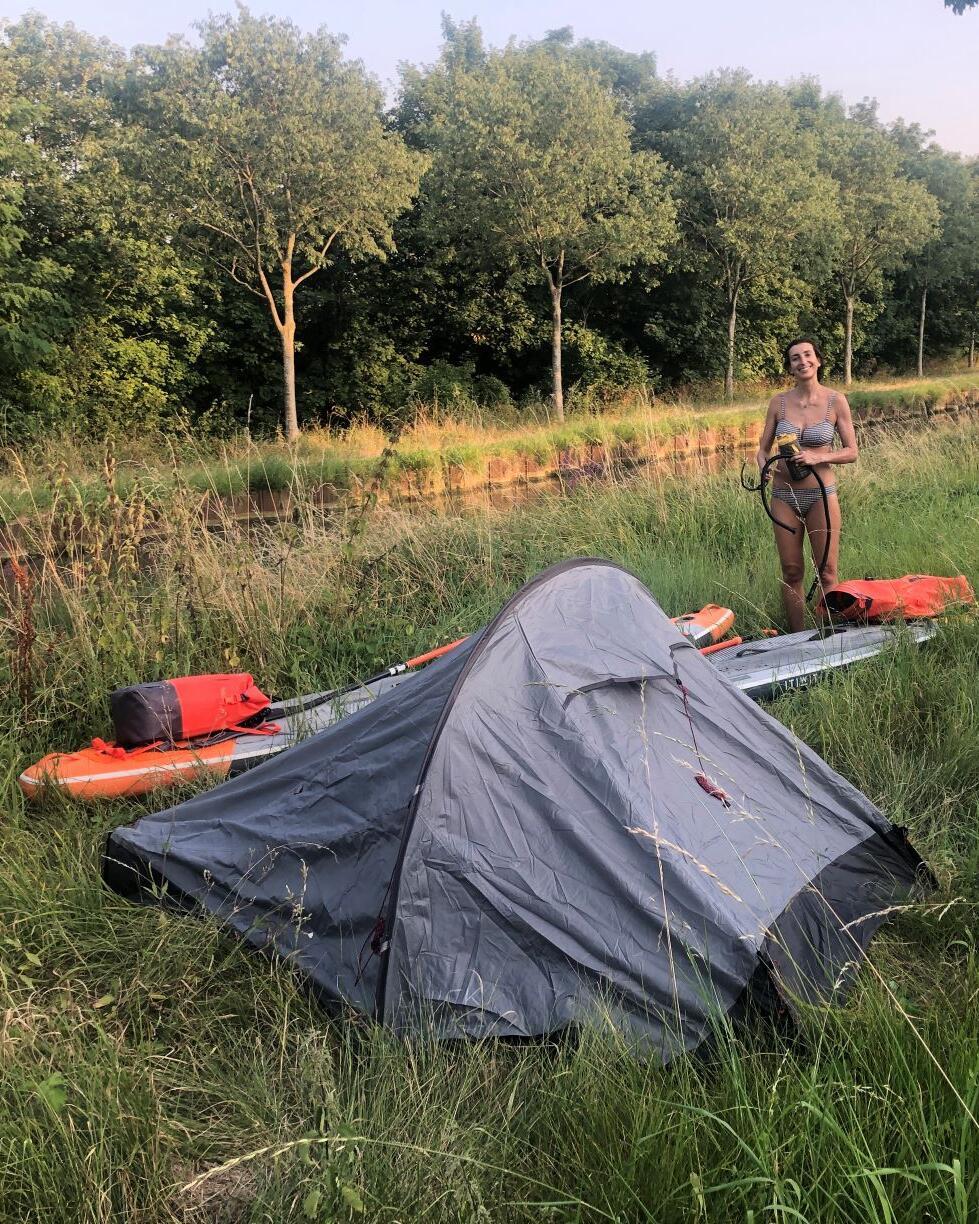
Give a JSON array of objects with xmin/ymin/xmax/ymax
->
[{"xmin": 797, "ymin": 449, "xmax": 824, "ymax": 468}]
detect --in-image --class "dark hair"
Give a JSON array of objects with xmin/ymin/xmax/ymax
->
[{"xmin": 783, "ymin": 337, "xmax": 824, "ymax": 380}]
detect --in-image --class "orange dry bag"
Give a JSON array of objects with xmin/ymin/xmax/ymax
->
[
  {"xmin": 109, "ymin": 674, "xmax": 273, "ymax": 749},
  {"xmin": 819, "ymin": 575, "xmax": 975, "ymax": 622}
]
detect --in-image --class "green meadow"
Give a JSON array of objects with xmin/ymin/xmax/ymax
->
[{"xmin": 1, "ymin": 420, "xmax": 978, "ymax": 1221}]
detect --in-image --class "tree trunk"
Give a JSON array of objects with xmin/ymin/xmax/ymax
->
[
  {"xmin": 725, "ymin": 293, "xmax": 738, "ymax": 401},
  {"xmin": 844, "ymin": 295, "xmax": 855, "ymax": 387},
  {"xmin": 970, "ymin": 332, "xmax": 975, "ymax": 370},
  {"xmin": 917, "ymin": 285, "xmax": 927, "ymax": 379},
  {"xmin": 281, "ymin": 269, "xmax": 299, "ymax": 441},
  {"xmin": 549, "ymin": 262, "xmax": 564, "ymax": 422}
]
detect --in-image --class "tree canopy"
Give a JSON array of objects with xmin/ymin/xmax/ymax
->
[
  {"xmin": 818, "ymin": 105, "xmax": 940, "ymax": 384},
  {"xmin": 653, "ymin": 72, "xmax": 839, "ymax": 398}
]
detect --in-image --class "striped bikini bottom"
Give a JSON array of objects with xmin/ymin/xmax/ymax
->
[{"xmin": 770, "ymin": 484, "xmax": 837, "ymax": 517}]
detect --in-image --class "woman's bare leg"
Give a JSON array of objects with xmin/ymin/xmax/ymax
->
[
  {"xmin": 804, "ymin": 492, "xmax": 841, "ymax": 615},
  {"xmin": 771, "ymin": 495, "xmax": 807, "ymax": 632}
]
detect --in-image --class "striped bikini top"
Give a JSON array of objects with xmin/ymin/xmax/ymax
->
[{"xmin": 778, "ymin": 393, "xmax": 837, "ymax": 448}]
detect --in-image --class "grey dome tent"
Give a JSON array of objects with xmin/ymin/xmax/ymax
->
[{"xmin": 103, "ymin": 559, "xmax": 926, "ymax": 1058}]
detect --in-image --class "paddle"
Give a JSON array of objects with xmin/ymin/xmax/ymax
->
[{"xmin": 269, "ymin": 637, "xmax": 469, "ymax": 718}]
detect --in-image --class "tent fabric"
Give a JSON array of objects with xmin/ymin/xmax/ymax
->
[
  {"xmin": 103, "ymin": 558, "xmax": 927, "ymax": 1058},
  {"xmin": 104, "ymin": 633, "xmax": 482, "ymax": 1013}
]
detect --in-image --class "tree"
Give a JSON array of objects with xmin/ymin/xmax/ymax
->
[
  {"xmin": 0, "ymin": 13, "xmax": 213, "ymax": 438},
  {"xmin": 912, "ymin": 157, "xmax": 977, "ymax": 376},
  {"xmin": 390, "ymin": 17, "xmax": 541, "ymax": 402},
  {"xmin": 654, "ymin": 73, "xmax": 839, "ymax": 399},
  {"xmin": 0, "ymin": 72, "xmax": 67, "ymax": 383},
  {"xmin": 128, "ymin": 8, "xmax": 424, "ymax": 438},
  {"xmin": 953, "ymin": 165, "xmax": 979, "ymax": 367},
  {"xmin": 533, "ymin": 27, "xmax": 659, "ymax": 119},
  {"xmin": 965, "ymin": 296, "xmax": 979, "ymax": 367},
  {"xmin": 418, "ymin": 43, "xmax": 676, "ymax": 419},
  {"xmin": 889, "ymin": 130, "xmax": 979, "ymax": 375},
  {"xmin": 820, "ymin": 108, "xmax": 940, "ymax": 384}
]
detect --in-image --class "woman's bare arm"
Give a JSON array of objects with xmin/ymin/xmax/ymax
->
[{"xmin": 756, "ymin": 396, "xmax": 780, "ymax": 476}]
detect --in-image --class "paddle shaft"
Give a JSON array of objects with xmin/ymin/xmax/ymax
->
[{"xmin": 270, "ymin": 637, "xmax": 469, "ymax": 718}]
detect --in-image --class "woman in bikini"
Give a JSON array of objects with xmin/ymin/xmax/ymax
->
[{"xmin": 757, "ymin": 338, "xmax": 859, "ymax": 632}]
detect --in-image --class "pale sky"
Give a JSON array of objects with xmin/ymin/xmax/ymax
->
[{"xmin": 7, "ymin": 0, "xmax": 979, "ymax": 155}]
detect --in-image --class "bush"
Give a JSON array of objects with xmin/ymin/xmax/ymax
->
[
  {"xmin": 562, "ymin": 324, "xmax": 651, "ymax": 401},
  {"xmin": 409, "ymin": 361, "xmax": 513, "ymax": 414}
]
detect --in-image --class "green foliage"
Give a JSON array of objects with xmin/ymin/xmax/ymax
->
[
  {"xmin": 817, "ymin": 100, "xmax": 941, "ymax": 381},
  {"xmin": 563, "ymin": 323, "xmax": 651, "ymax": 396},
  {"xmin": 0, "ymin": 14, "xmax": 976, "ymax": 433},
  {"xmin": 878, "ymin": 131, "xmax": 979, "ymax": 371},
  {"xmin": 410, "ymin": 360, "xmax": 512, "ymax": 412},
  {"xmin": 0, "ymin": 14, "xmax": 214, "ymax": 441},
  {"xmin": 0, "ymin": 153, "xmax": 68, "ymax": 373}
]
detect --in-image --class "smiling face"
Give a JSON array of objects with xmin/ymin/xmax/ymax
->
[{"xmin": 787, "ymin": 342, "xmax": 821, "ymax": 384}]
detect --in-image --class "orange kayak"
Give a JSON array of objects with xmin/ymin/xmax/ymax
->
[{"xmin": 19, "ymin": 640, "xmax": 469, "ymax": 804}]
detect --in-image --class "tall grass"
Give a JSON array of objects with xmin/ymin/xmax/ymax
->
[{"xmin": 1, "ymin": 423, "xmax": 978, "ymax": 1220}]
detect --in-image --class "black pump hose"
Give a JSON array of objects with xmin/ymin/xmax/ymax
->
[{"xmin": 740, "ymin": 456, "xmax": 832, "ymax": 603}]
